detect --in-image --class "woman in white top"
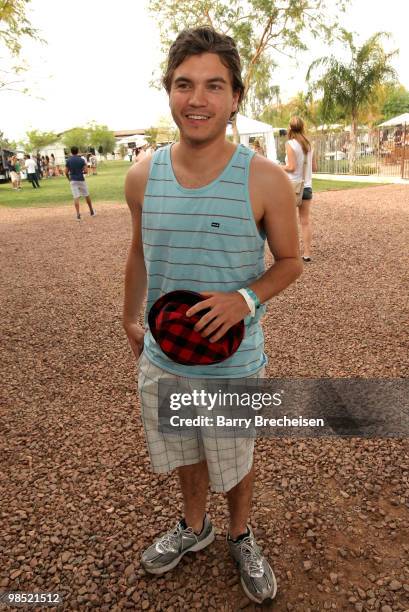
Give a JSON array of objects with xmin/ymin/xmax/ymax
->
[{"xmin": 283, "ymin": 116, "xmax": 317, "ymax": 262}]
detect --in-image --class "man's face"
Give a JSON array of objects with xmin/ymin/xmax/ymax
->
[{"xmin": 169, "ymin": 52, "xmax": 239, "ymax": 146}]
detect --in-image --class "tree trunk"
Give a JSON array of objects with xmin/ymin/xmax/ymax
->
[
  {"xmin": 231, "ymin": 116, "xmax": 240, "ymax": 144},
  {"xmin": 349, "ymin": 118, "xmax": 358, "ymax": 174}
]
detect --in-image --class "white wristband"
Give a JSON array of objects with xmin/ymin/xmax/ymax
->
[{"xmin": 237, "ymin": 288, "xmax": 256, "ymax": 317}]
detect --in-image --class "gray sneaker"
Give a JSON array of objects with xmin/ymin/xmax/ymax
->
[
  {"xmin": 227, "ymin": 526, "xmax": 277, "ymax": 603},
  {"xmin": 141, "ymin": 514, "xmax": 215, "ymax": 575}
]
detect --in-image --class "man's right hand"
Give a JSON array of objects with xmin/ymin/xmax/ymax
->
[{"xmin": 124, "ymin": 322, "xmax": 145, "ymax": 360}]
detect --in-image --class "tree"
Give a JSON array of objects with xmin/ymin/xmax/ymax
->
[
  {"xmin": 144, "ymin": 127, "xmax": 159, "ymax": 146},
  {"xmin": 118, "ymin": 144, "xmax": 128, "ymax": 159},
  {"xmin": 62, "ymin": 128, "xmax": 90, "ymax": 153},
  {"xmin": 381, "ymin": 84, "xmax": 409, "ymax": 121},
  {"xmin": 0, "ymin": 129, "xmax": 18, "ymax": 150},
  {"xmin": 155, "ymin": 115, "xmax": 179, "ymax": 143},
  {"xmin": 0, "ymin": 0, "xmax": 41, "ymax": 55},
  {"xmin": 148, "ymin": 0, "xmax": 351, "ymax": 139},
  {"xmin": 307, "ymin": 31, "xmax": 397, "ymax": 169},
  {"xmin": 88, "ymin": 124, "xmax": 116, "ymax": 158},
  {"xmin": 24, "ymin": 129, "xmax": 58, "ymax": 153},
  {"xmin": 0, "ymin": 0, "xmax": 44, "ymax": 94},
  {"xmin": 0, "ymin": 64, "xmax": 29, "ymax": 94},
  {"xmin": 260, "ymin": 91, "xmax": 336, "ymax": 129}
]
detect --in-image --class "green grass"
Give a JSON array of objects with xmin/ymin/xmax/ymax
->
[
  {"xmin": 0, "ymin": 160, "xmax": 384, "ymax": 208},
  {"xmin": 313, "ymin": 178, "xmax": 384, "ymax": 192},
  {"xmin": 0, "ymin": 160, "xmax": 131, "ymax": 208}
]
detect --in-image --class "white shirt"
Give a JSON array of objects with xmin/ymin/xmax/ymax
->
[
  {"xmin": 285, "ymin": 139, "xmax": 313, "ymax": 188},
  {"xmin": 25, "ymin": 158, "xmax": 37, "ymax": 174}
]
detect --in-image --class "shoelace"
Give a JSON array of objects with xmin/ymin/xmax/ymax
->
[
  {"xmin": 157, "ymin": 524, "xmax": 195, "ymax": 553},
  {"xmin": 239, "ymin": 538, "xmax": 264, "ymax": 576}
]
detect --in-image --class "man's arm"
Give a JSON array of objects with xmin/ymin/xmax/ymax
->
[
  {"xmin": 247, "ymin": 161, "xmax": 302, "ymax": 303},
  {"xmin": 187, "ymin": 159, "xmax": 302, "ymax": 342},
  {"xmin": 123, "ymin": 157, "xmax": 151, "ymax": 358}
]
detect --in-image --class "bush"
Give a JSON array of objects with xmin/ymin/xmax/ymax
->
[
  {"xmin": 317, "ymin": 158, "xmax": 377, "ymax": 175},
  {"xmin": 353, "ymin": 164, "xmax": 377, "ymax": 175}
]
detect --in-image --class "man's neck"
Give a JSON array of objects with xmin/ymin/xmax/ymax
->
[{"xmin": 172, "ymin": 135, "xmax": 236, "ymax": 176}]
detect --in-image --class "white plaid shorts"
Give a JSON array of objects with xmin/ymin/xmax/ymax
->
[
  {"xmin": 137, "ymin": 353, "xmax": 265, "ymax": 493},
  {"xmin": 70, "ymin": 180, "xmax": 89, "ymax": 198}
]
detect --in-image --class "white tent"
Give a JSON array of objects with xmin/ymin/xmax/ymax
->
[
  {"xmin": 116, "ymin": 135, "xmax": 147, "ymax": 147},
  {"xmin": 38, "ymin": 142, "xmax": 66, "ymax": 165},
  {"xmin": 379, "ymin": 113, "xmax": 409, "ymax": 127},
  {"xmin": 226, "ymin": 114, "xmax": 277, "ymax": 162}
]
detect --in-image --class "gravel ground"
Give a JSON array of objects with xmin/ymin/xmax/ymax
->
[{"xmin": 1, "ymin": 185, "xmax": 409, "ymax": 612}]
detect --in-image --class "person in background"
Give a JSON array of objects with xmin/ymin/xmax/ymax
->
[
  {"xmin": 90, "ymin": 153, "xmax": 97, "ymax": 175},
  {"xmin": 24, "ymin": 154, "xmax": 40, "ymax": 188},
  {"xmin": 283, "ymin": 116, "xmax": 317, "ymax": 262},
  {"xmin": 36, "ymin": 153, "xmax": 43, "ymax": 179},
  {"xmin": 44, "ymin": 155, "xmax": 50, "ymax": 178},
  {"xmin": 253, "ymin": 139, "xmax": 265, "ymax": 156},
  {"xmin": 143, "ymin": 143, "xmax": 154, "ymax": 158},
  {"xmin": 132, "ymin": 146, "xmax": 145, "ymax": 164},
  {"xmin": 49, "ymin": 153, "xmax": 56, "ymax": 177},
  {"xmin": 9, "ymin": 156, "xmax": 22, "ymax": 190},
  {"xmin": 65, "ymin": 146, "xmax": 96, "ymax": 221}
]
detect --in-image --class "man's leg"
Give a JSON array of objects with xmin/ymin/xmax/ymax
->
[
  {"xmin": 226, "ymin": 463, "xmax": 277, "ymax": 603},
  {"xmin": 74, "ymin": 198, "xmax": 80, "ymax": 218},
  {"xmin": 178, "ymin": 460, "xmax": 209, "ymax": 533},
  {"xmin": 85, "ymin": 195, "xmax": 95, "ymax": 215},
  {"xmin": 226, "ymin": 464, "xmax": 254, "ymax": 539}
]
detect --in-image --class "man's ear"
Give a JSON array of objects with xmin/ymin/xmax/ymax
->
[{"xmin": 232, "ymin": 90, "xmax": 240, "ymax": 114}]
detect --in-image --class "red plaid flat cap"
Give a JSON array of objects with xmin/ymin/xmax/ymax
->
[{"xmin": 148, "ymin": 290, "xmax": 244, "ymax": 366}]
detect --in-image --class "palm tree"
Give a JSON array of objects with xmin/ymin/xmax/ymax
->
[{"xmin": 307, "ymin": 31, "xmax": 397, "ymax": 171}]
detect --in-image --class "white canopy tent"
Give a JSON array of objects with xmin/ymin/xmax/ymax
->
[
  {"xmin": 226, "ymin": 114, "xmax": 277, "ymax": 162},
  {"xmin": 116, "ymin": 135, "xmax": 147, "ymax": 147},
  {"xmin": 379, "ymin": 113, "xmax": 409, "ymax": 127}
]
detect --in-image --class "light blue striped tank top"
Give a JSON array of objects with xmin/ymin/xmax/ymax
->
[{"xmin": 142, "ymin": 143, "xmax": 267, "ymax": 378}]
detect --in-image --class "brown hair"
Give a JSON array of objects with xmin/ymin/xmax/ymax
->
[
  {"xmin": 288, "ymin": 116, "xmax": 311, "ymax": 154},
  {"xmin": 162, "ymin": 27, "xmax": 244, "ymax": 119}
]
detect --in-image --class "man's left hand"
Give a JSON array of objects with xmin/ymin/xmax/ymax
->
[{"xmin": 186, "ymin": 291, "xmax": 251, "ymax": 342}]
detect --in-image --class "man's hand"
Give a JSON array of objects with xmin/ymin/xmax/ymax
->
[
  {"xmin": 124, "ymin": 322, "xmax": 145, "ymax": 359},
  {"xmin": 186, "ymin": 291, "xmax": 251, "ymax": 343}
]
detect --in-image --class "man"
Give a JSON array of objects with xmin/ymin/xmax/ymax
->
[
  {"xmin": 123, "ymin": 27, "xmax": 302, "ymax": 604},
  {"xmin": 24, "ymin": 154, "xmax": 40, "ymax": 189},
  {"xmin": 65, "ymin": 146, "xmax": 95, "ymax": 221}
]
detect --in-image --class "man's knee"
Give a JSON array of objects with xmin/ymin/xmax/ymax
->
[{"xmin": 178, "ymin": 460, "xmax": 208, "ymax": 476}]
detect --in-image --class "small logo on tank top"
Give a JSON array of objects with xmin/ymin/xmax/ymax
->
[{"xmin": 211, "ymin": 222, "xmax": 220, "ymax": 228}]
